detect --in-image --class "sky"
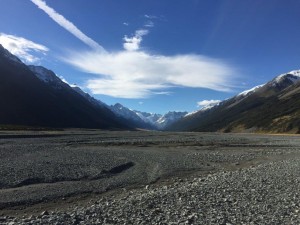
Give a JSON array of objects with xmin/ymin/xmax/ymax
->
[{"xmin": 0, "ymin": 0, "xmax": 300, "ymax": 114}]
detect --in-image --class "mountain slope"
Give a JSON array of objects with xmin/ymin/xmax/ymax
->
[
  {"xmin": 0, "ymin": 45, "xmax": 129, "ymax": 129},
  {"xmin": 168, "ymin": 70, "xmax": 300, "ymax": 133}
]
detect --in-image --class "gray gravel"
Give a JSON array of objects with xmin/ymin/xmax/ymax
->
[
  {"xmin": 2, "ymin": 158, "xmax": 300, "ymax": 224},
  {"xmin": 0, "ymin": 130, "xmax": 300, "ymax": 224}
]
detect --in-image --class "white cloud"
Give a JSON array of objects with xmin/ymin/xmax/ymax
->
[
  {"xmin": 197, "ymin": 100, "xmax": 221, "ymax": 108},
  {"xmin": 123, "ymin": 29, "xmax": 149, "ymax": 51},
  {"xmin": 144, "ymin": 21, "xmax": 154, "ymax": 28},
  {"xmin": 144, "ymin": 14, "xmax": 158, "ymax": 19},
  {"xmin": 28, "ymin": 2, "xmax": 238, "ymax": 99},
  {"xmin": 64, "ymin": 50, "xmax": 236, "ymax": 99},
  {"xmin": 31, "ymin": 0, "xmax": 105, "ymax": 52},
  {"xmin": 0, "ymin": 33, "xmax": 48, "ymax": 63},
  {"xmin": 123, "ymin": 22, "xmax": 129, "ymax": 26}
]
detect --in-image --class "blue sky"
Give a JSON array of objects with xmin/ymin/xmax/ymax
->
[{"xmin": 0, "ymin": 0, "xmax": 300, "ymax": 114}]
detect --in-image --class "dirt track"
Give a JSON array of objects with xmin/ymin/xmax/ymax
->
[{"xmin": 0, "ymin": 130, "xmax": 300, "ymax": 223}]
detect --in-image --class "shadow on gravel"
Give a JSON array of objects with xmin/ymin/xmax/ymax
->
[
  {"xmin": 14, "ymin": 162, "xmax": 135, "ymax": 188},
  {"xmin": 103, "ymin": 162, "xmax": 135, "ymax": 174}
]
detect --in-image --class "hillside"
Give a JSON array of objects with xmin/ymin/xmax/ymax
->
[
  {"xmin": 0, "ymin": 45, "xmax": 129, "ymax": 130},
  {"xmin": 168, "ymin": 70, "xmax": 300, "ymax": 133}
]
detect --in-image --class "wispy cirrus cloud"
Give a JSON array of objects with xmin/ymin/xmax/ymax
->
[
  {"xmin": 0, "ymin": 33, "xmax": 48, "ymax": 63},
  {"xmin": 30, "ymin": 1, "xmax": 238, "ymax": 99},
  {"xmin": 144, "ymin": 21, "xmax": 154, "ymax": 28},
  {"xmin": 144, "ymin": 14, "xmax": 158, "ymax": 19},
  {"xmin": 31, "ymin": 0, "xmax": 105, "ymax": 52}
]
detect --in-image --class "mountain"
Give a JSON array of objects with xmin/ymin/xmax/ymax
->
[
  {"xmin": 133, "ymin": 110, "xmax": 162, "ymax": 126},
  {"xmin": 168, "ymin": 70, "xmax": 300, "ymax": 133},
  {"xmin": 155, "ymin": 111, "xmax": 188, "ymax": 130},
  {"xmin": 71, "ymin": 85, "xmax": 108, "ymax": 109},
  {"xmin": 110, "ymin": 103, "xmax": 156, "ymax": 129},
  {"xmin": 134, "ymin": 110, "xmax": 187, "ymax": 130},
  {"xmin": 0, "ymin": 44, "xmax": 129, "ymax": 129},
  {"xmin": 110, "ymin": 103, "xmax": 187, "ymax": 130}
]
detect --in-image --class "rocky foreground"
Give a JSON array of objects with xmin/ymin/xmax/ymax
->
[
  {"xmin": 0, "ymin": 131, "xmax": 300, "ymax": 224},
  {"xmin": 2, "ymin": 158, "xmax": 300, "ymax": 225}
]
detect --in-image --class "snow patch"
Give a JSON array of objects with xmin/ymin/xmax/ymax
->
[
  {"xmin": 237, "ymin": 84, "xmax": 264, "ymax": 97},
  {"xmin": 275, "ymin": 70, "xmax": 300, "ymax": 84}
]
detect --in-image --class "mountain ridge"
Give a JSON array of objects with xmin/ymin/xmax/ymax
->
[
  {"xmin": 110, "ymin": 103, "xmax": 187, "ymax": 130},
  {"xmin": 0, "ymin": 44, "xmax": 130, "ymax": 130},
  {"xmin": 168, "ymin": 70, "xmax": 300, "ymax": 133}
]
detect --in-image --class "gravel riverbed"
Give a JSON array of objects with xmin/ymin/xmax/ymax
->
[{"xmin": 0, "ymin": 130, "xmax": 300, "ymax": 224}]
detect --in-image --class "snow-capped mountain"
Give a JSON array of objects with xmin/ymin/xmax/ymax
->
[
  {"xmin": 272, "ymin": 70, "xmax": 300, "ymax": 85},
  {"xmin": 111, "ymin": 103, "xmax": 146, "ymax": 123},
  {"xmin": 110, "ymin": 103, "xmax": 187, "ymax": 130},
  {"xmin": 110, "ymin": 103, "xmax": 156, "ymax": 129},
  {"xmin": 29, "ymin": 65, "xmax": 108, "ymax": 109},
  {"xmin": 236, "ymin": 70, "xmax": 300, "ymax": 98},
  {"xmin": 169, "ymin": 69, "xmax": 300, "ymax": 133},
  {"xmin": 237, "ymin": 84, "xmax": 265, "ymax": 97},
  {"xmin": 155, "ymin": 111, "xmax": 188, "ymax": 129},
  {"xmin": 28, "ymin": 63, "xmax": 187, "ymax": 130},
  {"xmin": 0, "ymin": 44, "xmax": 130, "ymax": 129},
  {"xmin": 134, "ymin": 111, "xmax": 162, "ymax": 125},
  {"xmin": 28, "ymin": 65, "xmax": 69, "ymax": 89}
]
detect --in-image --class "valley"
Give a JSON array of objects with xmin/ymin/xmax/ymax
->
[{"xmin": 1, "ymin": 1, "xmax": 300, "ymax": 224}]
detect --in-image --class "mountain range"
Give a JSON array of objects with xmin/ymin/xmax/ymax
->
[
  {"xmin": 110, "ymin": 103, "xmax": 187, "ymax": 130},
  {"xmin": 1, "ymin": 44, "xmax": 300, "ymax": 133},
  {"xmin": 168, "ymin": 70, "xmax": 300, "ymax": 133},
  {"xmin": 0, "ymin": 44, "xmax": 186, "ymax": 130},
  {"xmin": 0, "ymin": 44, "xmax": 129, "ymax": 129}
]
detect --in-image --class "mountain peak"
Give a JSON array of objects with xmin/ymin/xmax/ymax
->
[
  {"xmin": 29, "ymin": 65, "xmax": 60, "ymax": 83},
  {"xmin": 114, "ymin": 103, "xmax": 123, "ymax": 107},
  {"xmin": 273, "ymin": 70, "xmax": 300, "ymax": 85},
  {"xmin": 0, "ymin": 44, "xmax": 22, "ymax": 64},
  {"xmin": 28, "ymin": 65, "xmax": 69, "ymax": 90},
  {"xmin": 287, "ymin": 70, "xmax": 300, "ymax": 76}
]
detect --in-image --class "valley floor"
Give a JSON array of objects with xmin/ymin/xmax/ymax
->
[{"xmin": 0, "ymin": 130, "xmax": 300, "ymax": 224}]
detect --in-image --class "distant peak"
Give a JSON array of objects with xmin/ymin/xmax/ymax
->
[{"xmin": 114, "ymin": 103, "xmax": 123, "ymax": 108}]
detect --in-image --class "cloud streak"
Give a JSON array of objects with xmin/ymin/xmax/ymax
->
[
  {"xmin": 31, "ymin": 0, "xmax": 105, "ymax": 52},
  {"xmin": 28, "ymin": 2, "xmax": 238, "ymax": 99},
  {"xmin": 0, "ymin": 33, "xmax": 48, "ymax": 63}
]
